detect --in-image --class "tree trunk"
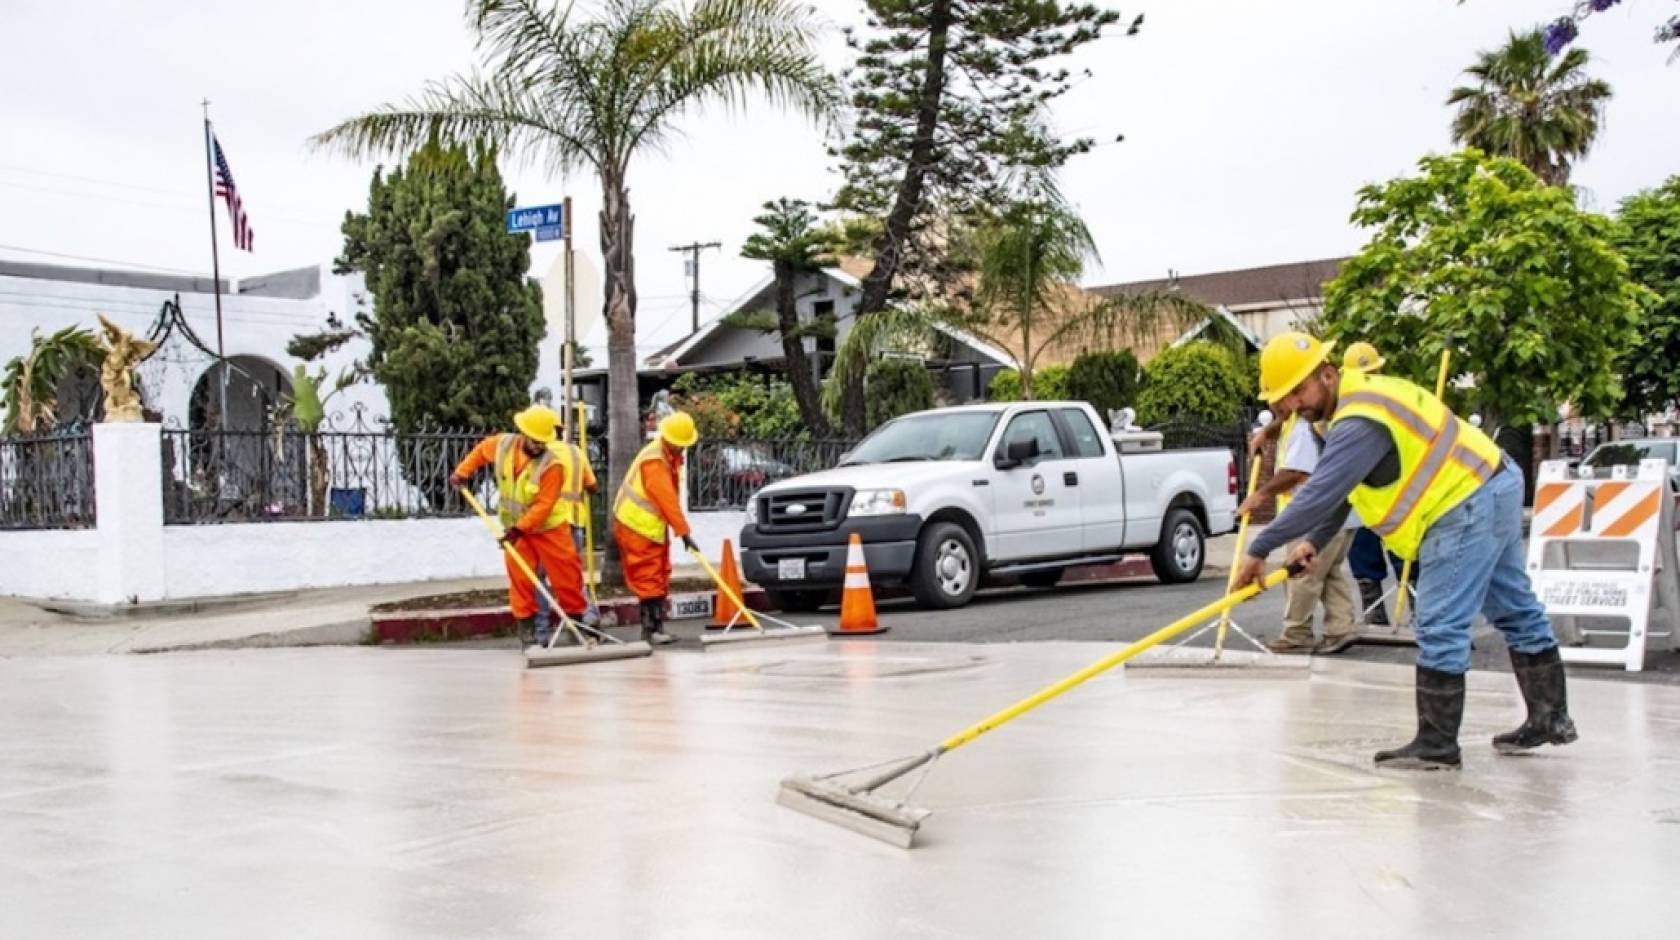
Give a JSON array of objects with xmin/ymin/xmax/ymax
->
[
  {"xmin": 843, "ymin": 0, "xmax": 954, "ymax": 436},
  {"xmin": 600, "ymin": 176, "xmax": 638, "ymax": 588},
  {"xmin": 774, "ymin": 260, "xmax": 830, "ymax": 436}
]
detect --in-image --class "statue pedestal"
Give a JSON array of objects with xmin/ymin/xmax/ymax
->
[{"xmin": 93, "ymin": 422, "xmax": 166, "ymax": 605}]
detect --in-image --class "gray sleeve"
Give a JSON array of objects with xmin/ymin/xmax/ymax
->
[{"xmin": 1246, "ymin": 418, "xmax": 1393, "ymax": 559}]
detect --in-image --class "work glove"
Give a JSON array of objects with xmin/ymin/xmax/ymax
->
[
  {"xmin": 682, "ymin": 535, "xmax": 700, "ymax": 554},
  {"xmin": 500, "ymin": 525, "xmax": 527, "ymax": 547},
  {"xmin": 447, "ymin": 473, "xmax": 468, "ymax": 490}
]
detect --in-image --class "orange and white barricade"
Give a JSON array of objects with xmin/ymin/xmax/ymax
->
[{"xmin": 1527, "ymin": 458, "xmax": 1680, "ymax": 672}]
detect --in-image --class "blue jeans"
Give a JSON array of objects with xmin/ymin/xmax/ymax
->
[
  {"xmin": 1414, "ymin": 459, "xmax": 1557, "ymax": 673},
  {"xmin": 534, "ymin": 527, "xmax": 597, "ymax": 642},
  {"xmin": 1347, "ymin": 528, "xmax": 1405, "ymax": 583}
]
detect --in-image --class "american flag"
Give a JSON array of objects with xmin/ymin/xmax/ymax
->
[{"xmin": 212, "ymin": 135, "xmax": 254, "ymax": 252}]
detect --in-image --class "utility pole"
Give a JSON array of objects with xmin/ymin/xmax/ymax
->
[{"xmin": 668, "ymin": 240, "xmax": 720, "ymax": 334}]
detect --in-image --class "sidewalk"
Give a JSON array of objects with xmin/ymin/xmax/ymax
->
[{"xmin": 0, "ymin": 578, "xmax": 503, "ymax": 657}]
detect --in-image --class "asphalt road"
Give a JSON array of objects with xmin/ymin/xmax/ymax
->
[{"xmin": 779, "ymin": 570, "xmax": 1680, "ymax": 685}]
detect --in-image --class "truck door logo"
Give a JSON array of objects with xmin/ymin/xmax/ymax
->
[{"xmin": 1031, "ymin": 474, "xmax": 1045, "ymax": 496}]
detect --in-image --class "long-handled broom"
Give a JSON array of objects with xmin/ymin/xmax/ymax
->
[
  {"xmin": 460, "ymin": 489, "xmax": 651, "ymax": 668},
  {"xmin": 778, "ymin": 564, "xmax": 1300, "ymax": 848},
  {"xmin": 689, "ymin": 547, "xmax": 827, "ymax": 649}
]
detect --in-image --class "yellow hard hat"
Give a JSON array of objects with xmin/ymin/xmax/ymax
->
[
  {"xmin": 1342, "ymin": 341, "xmax": 1386, "ymax": 373},
  {"xmin": 513, "ymin": 404, "xmax": 561, "ymax": 443},
  {"xmin": 659, "ymin": 411, "xmax": 699, "ymax": 448},
  {"xmin": 1258, "ymin": 331, "xmax": 1335, "ymax": 403}
]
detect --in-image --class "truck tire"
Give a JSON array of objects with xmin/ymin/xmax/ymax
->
[
  {"xmin": 1150, "ymin": 508, "xmax": 1205, "ymax": 584},
  {"xmin": 910, "ymin": 522, "xmax": 980, "ymax": 609},
  {"xmin": 1019, "ymin": 568, "xmax": 1064, "ymax": 589},
  {"xmin": 765, "ymin": 588, "xmax": 831, "ymax": 614}
]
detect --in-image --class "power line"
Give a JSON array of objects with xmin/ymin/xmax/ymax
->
[
  {"xmin": 0, "ymin": 243, "xmax": 207, "ymax": 276},
  {"xmin": 668, "ymin": 239, "xmax": 721, "ymax": 335}
]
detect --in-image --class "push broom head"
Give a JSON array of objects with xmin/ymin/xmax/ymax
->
[
  {"xmin": 778, "ymin": 774, "xmax": 932, "ymax": 849},
  {"xmin": 700, "ymin": 625, "xmax": 828, "ymax": 649},
  {"xmin": 524, "ymin": 640, "xmax": 653, "ymax": 669},
  {"xmin": 1123, "ymin": 646, "xmax": 1311, "ymax": 678}
]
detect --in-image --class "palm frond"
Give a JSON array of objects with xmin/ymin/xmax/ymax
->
[{"xmin": 311, "ymin": 71, "xmax": 601, "ymax": 176}]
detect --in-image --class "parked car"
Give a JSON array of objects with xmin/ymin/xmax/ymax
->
[{"xmin": 739, "ymin": 401, "xmax": 1239, "ymax": 611}]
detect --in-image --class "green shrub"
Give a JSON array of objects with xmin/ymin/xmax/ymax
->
[
  {"xmin": 1135, "ymin": 341, "xmax": 1252, "ymax": 425},
  {"xmin": 1064, "ymin": 349, "xmax": 1141, "ymax": 419},
  {"xmin": 866, "ymin": 358, "xmax": 935, "ymax": 429}
]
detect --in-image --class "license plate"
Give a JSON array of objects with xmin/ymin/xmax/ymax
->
[{"xmin": 778, "ymin": 558, "xmax": 807, "ymax": 581}]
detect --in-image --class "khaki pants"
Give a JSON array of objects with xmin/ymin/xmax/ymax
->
[{"xmin": 1280, "ymin": 528, "xmax": 1357, "ymax": 643}]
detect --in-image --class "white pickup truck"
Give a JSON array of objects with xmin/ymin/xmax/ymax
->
[{"xmin": 739, "ymin": 401, "xmax": 1239, "ymax": 611}]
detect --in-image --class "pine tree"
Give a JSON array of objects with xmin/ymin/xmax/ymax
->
[
  {"xmin": 335, "ymin": 141, "xmax": 544, "ymax": 434},
  {"xmin": 829, "ymin": 0, "xmax": 1137, "ymax": 434}
]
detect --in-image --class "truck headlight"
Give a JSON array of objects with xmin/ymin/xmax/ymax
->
[
  {"xmin": 849, "ymin": 489, "xmax": 907, "ymax": 517},
  {"xmin": 746, "ymin": 498, "xmax": 760, "ymax": 524}
]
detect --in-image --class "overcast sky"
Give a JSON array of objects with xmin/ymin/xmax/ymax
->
[{"xmin": 3, "ymin": 0, "xmax": 1676, "ymax": 359}]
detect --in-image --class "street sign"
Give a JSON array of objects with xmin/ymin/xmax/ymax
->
[
  {"xmin": 535, "ymin": 225, "xmax": 564, "ymax": 242},
  {"xmin": 506, "ymin": 203, "xmax": 565, "ymax": 235}
]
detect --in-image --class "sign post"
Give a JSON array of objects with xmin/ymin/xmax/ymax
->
[{"xmin": 510, "ymin": 201, "xmax": 577, "ymax": 435}]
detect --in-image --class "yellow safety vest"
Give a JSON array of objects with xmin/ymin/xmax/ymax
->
[
  {"xmin": 495, "ymin": 434, "xmax": 569, "ymax": 533},
  {"xmin": 1330, "ymin": 371, "xmax": 1503, "ymax": 561},
  {"xmin": 614, "ymin": 441, "xmax": 674, "ymax": 543},
  {"xmin": 545, "ymin": 440, "xmax": 590, "ymax": 526}
]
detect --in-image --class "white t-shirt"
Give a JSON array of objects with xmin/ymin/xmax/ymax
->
[{"xmin": 1280, "ymin": 420, "xmax": 1364, "ymax": 530}]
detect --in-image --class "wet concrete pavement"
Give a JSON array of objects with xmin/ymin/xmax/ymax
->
[{"xmin": 2, "ymin": 641, "xmax": 1676, "ymax": 938}]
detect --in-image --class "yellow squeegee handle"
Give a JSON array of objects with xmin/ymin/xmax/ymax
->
[
  {"xmin": 1214, "ymin": 453, "xmax": 1265, "ymax": 656},
  {"xmin": 688, "ymin": 547, "xmax": 764, "ymax": 631},
  {"xmin": 1394, "ymin": 347, "xmax": 1452, "ymax": 626},
  {"xmin": 459, "ymin": 487, "xmax": 573, "ymax": 632},
  {"xmin": 934, "ymin": 566, "xmax": 1295, "ymax": 754}
]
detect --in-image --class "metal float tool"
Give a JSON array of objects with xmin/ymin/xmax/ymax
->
[
  {"xmin": 689, "ymin": 547, "xmax": 827, "ymax": 649},
  {"xmin": 778, "ymin": 565, "xmax": 1300, "ymax": 847},
  {"xmin": 1126, "ymin": 454, "xmax": 1308, "ymax": 678},
  {"xmin": 460, "ymin": 489, "xmax": 652, "ymax": 667}
]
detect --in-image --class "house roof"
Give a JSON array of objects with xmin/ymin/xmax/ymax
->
[
  {"xmin": 643, "ymin": 261, "xmax": 1017, "ymax": 370},
  {"xmin": 1090, "ymin": 257, "xmax": 1348, "ymax": 309}
]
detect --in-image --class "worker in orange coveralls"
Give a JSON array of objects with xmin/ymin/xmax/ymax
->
[
  {"xmin": 449, "ymin": 405, "xmax": 588, "ymax": 646},
  {"xmin": 612, "ymin": 411, "xmax": 700, "ymax": 646}
]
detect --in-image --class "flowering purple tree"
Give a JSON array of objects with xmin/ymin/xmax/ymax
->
[{"xmin": 1531, "ymin": 0, "xmax": 1680, "ymax": 61}]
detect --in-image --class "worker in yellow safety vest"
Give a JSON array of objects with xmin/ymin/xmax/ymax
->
[
  {"xmin": 529, "ymin": 434, "xmax": 598, "ymax": 643},
  {"xmin": 449, "ymin": 405, "xmax": 588, "ymax": 646},
  {"xmin": 612, "ymin": 412, "xmax": 700, "ymax": 645},
  {"xmin": 1234, "ymin": 332, "xmax": 1577, "ymax": 770}
]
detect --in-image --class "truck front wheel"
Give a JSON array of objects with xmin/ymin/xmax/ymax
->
[
  {"xmin": 910, "ymin": 522, "xmax": 980, "ymax": 609},
  {"xmin": 1150, "ymin": 508, "xmax": 1205, "ymax": 584}
]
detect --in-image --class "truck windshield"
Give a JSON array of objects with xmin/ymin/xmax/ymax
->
[
  {"xmin": 1585, "ymin": 442, "xmax": 1676, "ymax": 468},
  {"xmin": 840, "ymin": 412, "xmax": 1001, "ymax": 465}
]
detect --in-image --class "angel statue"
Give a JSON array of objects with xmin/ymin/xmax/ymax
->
[{"xmin": 96, "ymin": 314, "xmax": 156, "ymax": 422}]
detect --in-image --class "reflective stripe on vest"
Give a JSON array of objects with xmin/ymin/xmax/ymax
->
[
  {"xmin": 546, "ymin": 441, "xmax": 588, "ymax": 525},
  {"xmin": 1331, "ymin": 372, "xmax": 1503, "ymax": 561},
  {"xmin": 614, "ymin": 441, "xmax": 672, "ymax": 543},
  {"xmin": 495, "ymin": 434, "xmax": 568, "ymax": 532}
]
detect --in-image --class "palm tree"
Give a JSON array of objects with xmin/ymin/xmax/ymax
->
[
  {"xmin": 1447, "ymin": 29, "xmax": 1612, "ymax": 186},
  {"xmin": 313, "ymin": 0, "xmax": 837, "ymax": 549},
  {"xmin": 737, "ymin": 197, "xmax": 837, "ymax": 436},
  {"xmin": 3, "ymin": 326, "xmax": 105, "ymax": 435}
]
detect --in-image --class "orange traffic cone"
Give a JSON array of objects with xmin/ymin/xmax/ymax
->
[
  {"xmin": 834, "ymin": 533, "xmax": 887, "ymax": 636},
  {"xmin": 710, "ymin": 538, "xmax": 746, "ymax": 629}
]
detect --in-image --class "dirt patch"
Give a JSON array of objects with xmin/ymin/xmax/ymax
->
[{"xmin": 371, "ymin": 576, "xmax": 736, "ymax": 614}]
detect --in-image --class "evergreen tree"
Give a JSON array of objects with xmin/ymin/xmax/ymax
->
[
  {"xmin": 335, "ymin": 141, "xmax": 544, "ymax": 434},
  {"xmin": 829, "ymin": 0, "xmax": 1137, "ymax": 433},
  {"xmin": 736, "ymin": 198, "xmax": 838, "ymax": 436}
]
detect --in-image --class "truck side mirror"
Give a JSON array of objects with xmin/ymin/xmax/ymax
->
[{"xmin": 996, "ymin": 437, "xmax": 1039, "ymax": 469}]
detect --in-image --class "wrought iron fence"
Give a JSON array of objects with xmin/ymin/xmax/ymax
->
[
  {"xmin": 1145, "ymin": 416, "xmax": 1251, "ymax": 493},
  {"xmin": 686, "ymin": 438, "xmax": 859, "ymax": 512},
  {"xmin": 1, "ymin": 432, "xmax": 96, "ymax": 530},
  {"xmin": 161, "ymin": 424, "xmax": 490, "ymax": 524}
]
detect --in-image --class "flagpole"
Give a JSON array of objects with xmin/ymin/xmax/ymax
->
[{"xmin": 201, "ymin": 99, "xmax": 228, "ymax": 431}]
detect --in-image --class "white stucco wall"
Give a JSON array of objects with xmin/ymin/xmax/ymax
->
[
  {"xmin": 162, "ymin": 518, "xmax": 505, "ymax": 598},
  {"xmin": 0, "ymin": 530, "xmax": 99, "ymax": 600},
  {"xmin": 671, "ymin": 511, "xmax": 749, "ymax": 569}
]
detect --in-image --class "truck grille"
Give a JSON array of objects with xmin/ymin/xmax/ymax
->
[{"xmin": 757, "ymin": 488, "xmax": 849, "ymax": 533}]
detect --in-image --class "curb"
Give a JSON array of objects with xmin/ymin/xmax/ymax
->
[{"xmin": 371, "ymin": 588, "xmax": 771, "ymax": 644}]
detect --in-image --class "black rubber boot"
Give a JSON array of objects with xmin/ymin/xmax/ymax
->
[
  {"xmin": 512, "ymin": 616, "xmax": 537, "ymax": 646},
  {"xmin": 647, "ymin": 598, "xmax": 675, "ymax": 646},
  {"xmin": 1374, "ymin": 666, "xmax": 1464, "ymax": 770},
  {"xmin": 1493, "ymin": 646, "xmax": 1579, "ymax": 754},
  {"xmin": 1358, "ymin": 579, "xmax": 1390, "ymax": 626}
]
